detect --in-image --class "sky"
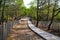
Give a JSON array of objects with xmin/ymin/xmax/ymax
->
[
  {"xmin": 23, "ymin": 0, "xmax": 33, "ymax": 8},
  {"xmin": 23, "ymin": 0, "xmax": 60, "ymax": 8}
]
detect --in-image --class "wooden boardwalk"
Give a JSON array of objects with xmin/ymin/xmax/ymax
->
[
  {"xmin": 28, "ymin": 21, "xmax": 60, "ymax": 40},
  {"xmin": 6, "ymin": 18, "xmax": 43, "ymax": 40}
]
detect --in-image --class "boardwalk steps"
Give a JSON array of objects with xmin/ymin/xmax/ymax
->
[{"xmin": 28, "ymin": 21, "xmax": 60, "ymax": 40}]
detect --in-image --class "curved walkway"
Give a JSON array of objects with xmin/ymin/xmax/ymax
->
[{"xmin": 6, "ymin": 19, "xmax": 44, "ymax": 40}]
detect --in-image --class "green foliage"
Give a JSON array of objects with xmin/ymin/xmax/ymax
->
[
  {"xmin": 0, "ymin": 0, "xmax": 60, "ymax": 22},
  {"xmin": 0, "ymin": 0, "xmax": 23, "ymax": 22}
]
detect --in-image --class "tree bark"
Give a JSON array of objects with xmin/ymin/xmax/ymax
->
[
  {"xmin": 46, "ymin": 0, "xmax": 50, "ymax": 21},
  {"xmin": 36, "ymin": 0, "xmax": 39, "ymax": 27},
  {"xmin": 1, "ymin": 0, "xmax": 5, "ymax": 40},
  {"xmin": 48, "ymin": 16, "xmax": 54, "ymax": 30},
  {"xmin": 48, "ymin": 0, "xmax": 58, "ymax": 30}
]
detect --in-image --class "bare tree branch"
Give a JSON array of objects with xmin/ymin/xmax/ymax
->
[
  {"xmin": 54, "ymin": 11, "xmax": 60, "ymax": 16},
  {"xmin": 55, "ymin": 8, "xmax": 60, "ymax": 11},
  {"xmin": 39, "ymin": 0, "xmax": 46, "ymax": 6}
]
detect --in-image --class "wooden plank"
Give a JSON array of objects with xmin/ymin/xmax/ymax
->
[{"xmin": 28, "ymin": 21, "xmax": 60, "ymax": 40}]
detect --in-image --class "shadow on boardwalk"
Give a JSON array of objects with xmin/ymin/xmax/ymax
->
[{"xmin": 6, "ymin": 19, "xmax": 43, "ymax": 40}]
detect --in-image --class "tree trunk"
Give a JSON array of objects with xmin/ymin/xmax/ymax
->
[
  {"xmin": 1, "ymin": 0, "xmax": 5, "ymax": 40},
  {"xmin": 48, "ymin": 16, "xmax": 54, "ymax": 30},
  {"xmin": 46, "ymin": 0, "xmax": 50, "ymax": 21},
  {"xmin": 36, "ymin": 0, "xmax": 39, "ymax": 27},
  {"xmin": 48, "ymin": 9, "xmax": 55, "ymax": 30},
  {"xmin": 36, "ymin": 20, "xmax": 39, "ymax": 27}
]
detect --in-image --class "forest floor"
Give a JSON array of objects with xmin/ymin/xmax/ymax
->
[{"xmin": 6, "ymin": 19, "xmax": 44, "ymax": 40}]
